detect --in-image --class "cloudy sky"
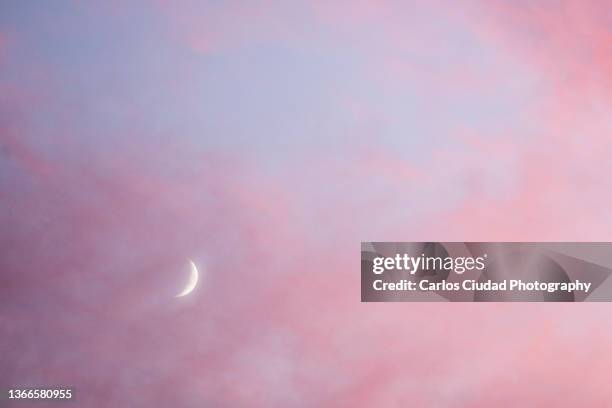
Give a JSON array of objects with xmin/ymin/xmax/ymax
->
[{"xmin": 2, "ymin": 1, "xmax": 612, "ymax": 406}]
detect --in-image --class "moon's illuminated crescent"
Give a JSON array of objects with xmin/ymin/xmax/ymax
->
[{"xmin": 175, "ymin": 260, "xmax": 199, "ymax": 297}]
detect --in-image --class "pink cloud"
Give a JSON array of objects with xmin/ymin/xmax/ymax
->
[
  {"xmin": 3, "ymin": 1, "xmax": 612, "ymax": 406},
  {"xmin": 416, "ymin": 0, "xmax": 612, "ymax": 241}
]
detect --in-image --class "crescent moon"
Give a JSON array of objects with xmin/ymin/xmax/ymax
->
[{"xmin": 175, "ymin": 260, "xmax": 199, "ymax": 297}]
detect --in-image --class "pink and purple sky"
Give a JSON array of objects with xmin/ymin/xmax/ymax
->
[{"xmin": 2, "ymin": 1, "xmax": 612, "ymax": 406}]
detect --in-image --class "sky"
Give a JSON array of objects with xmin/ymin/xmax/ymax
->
[{"xmin": 2, "ymin": 1, "xmax": 612, "ymax": 406}]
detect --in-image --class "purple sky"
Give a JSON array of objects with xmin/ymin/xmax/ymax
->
[{"xmin": 2, "ymin": 1, "xmax": 612, "ymax": 406}]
